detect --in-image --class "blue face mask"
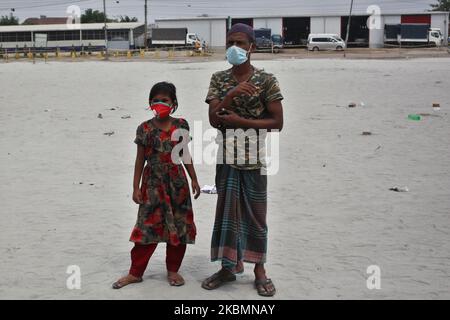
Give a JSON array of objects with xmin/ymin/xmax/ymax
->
[{"xmin": 226, "ymin": 45, "xmax": 249, "ymax": 66}]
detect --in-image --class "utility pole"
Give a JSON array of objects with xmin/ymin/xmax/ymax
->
[
  {"xmin": 144, "ymin": 0, "xmax": 148, "ymax": 49},
  {"xmin": 103, "ymin": 0, "xmax": 108, "ymax": 59},
  {"xmin": 344, "ymin": 0, "xmax": 354, "ymax": 57}
]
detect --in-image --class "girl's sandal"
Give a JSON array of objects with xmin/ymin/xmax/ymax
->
[
  {"xmin": 112, "ymin": 276, "xmax": 143, "ymax": 289},
  {"xmin": 168, "ymin": 274, "xmax": 185, "ymax": 287},
  {"xmin": 254, "ymin": 278, "xmax": 276, "ymax": 297},
  {"xmin": 201, "ymin": 270, "xmax": 236, "ymax": 290}
]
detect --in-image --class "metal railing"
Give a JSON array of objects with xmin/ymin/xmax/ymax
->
[{"xmin": 0, "ymin": 45, "xmax": 214, "ymax": 62}]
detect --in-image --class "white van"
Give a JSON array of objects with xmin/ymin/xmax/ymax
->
[{"xmin": 307, "ymin": 34, "xmax": 346, "ymax": 51}]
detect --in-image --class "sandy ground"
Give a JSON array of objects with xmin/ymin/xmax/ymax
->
[{"xmin": 0, "ymin": 57, "xmax": 449, "ymax": 300}]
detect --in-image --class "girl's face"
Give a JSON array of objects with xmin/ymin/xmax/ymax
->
[{"xmin": 150, "ymin": 93, "xmax": 174, "ymax": 106}]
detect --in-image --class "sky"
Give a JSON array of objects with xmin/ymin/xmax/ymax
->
[{"xmin": 0, "ymin": 0, "xmax": 440, "ymax": 24}]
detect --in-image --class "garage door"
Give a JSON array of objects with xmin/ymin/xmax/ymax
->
[{"xmin": 401, "ymin": 15, "xmax": 431, "ymax": 24}]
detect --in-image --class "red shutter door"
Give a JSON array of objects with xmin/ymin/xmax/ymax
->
[{"xmin": 401, "ymin": 15, "xmax": 431, "ymax": 24}]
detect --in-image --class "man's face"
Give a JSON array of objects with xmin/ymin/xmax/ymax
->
[{"xmin": 226, "ymin": 32, "xmax": 254, "ymax": 53}]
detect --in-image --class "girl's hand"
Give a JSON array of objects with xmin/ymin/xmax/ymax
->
[
  {"xmin": 191, "ymin": 179, "xmax": 201, "ymax": 199},
  {"xmin": 133, "ymin": 188, "xmax": 144, "ymax": 204}
]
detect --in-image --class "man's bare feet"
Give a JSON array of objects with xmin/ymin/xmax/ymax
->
[
  {"xmin": 112, "ymin": 274, "xmax": 142, "ymax": 289},
  {"xmin": 231, "ymin": 261, "xmax": 244, "ymax": 274},
  {"xmin": 167, "ymin": 271, "xmax": 185, "ymax": 286}
]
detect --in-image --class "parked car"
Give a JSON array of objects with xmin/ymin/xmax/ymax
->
[{"xmin": 307, "ymin": 34, "xmax": 346, "ymax": 51}]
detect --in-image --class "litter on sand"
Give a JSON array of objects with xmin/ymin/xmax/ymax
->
[
  {"xmin": 201, "ymin": 185, "xmax": 217, "ymax": 194},
  {"xmin": 418, "ymin": 113, "xmax": 442, "ymax": 118},
  {"xmin": 432, "ymin": 103, "xmax": 440, "ymax": 110},
  {"xmin": 103, "ymin": 131, "xmax": 115, "ymax": 136},
  {"xmin": 389, "ymin": 186, "xmax": 409, "ymax": 192},
  {"xmin": 408, "ymin": 114, "xmax": 421, "ymax": 121}
]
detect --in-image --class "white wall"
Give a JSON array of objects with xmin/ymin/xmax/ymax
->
[
  {"xmin": 383, "ymin": 15, "xmax": 401, "ymax": 25},
  {"xmin": 156, "ymin": 19, "xmax": 226, "ymax": 48},
  {"xmin": 431, "ymin": 13, "xmax": 449, "ymax": 46},
  {"xmin": 310, "ymin": 17, "xmax": 340, "ymax": 35},
  {"xmin": 210, "ymin": 20, "xmax": 227, "ymax": 48},
  {"xmin": 324, "ymin": 17, "xmax": 341, "ymax": 35},
  {"xmin": 253, "ymin": 17, "xmax": 283, "ymax": 35}
]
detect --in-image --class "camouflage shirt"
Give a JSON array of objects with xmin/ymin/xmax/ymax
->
[{"xmin": 205, "ymin": 66, "xmax": 283, "ymax": 170}]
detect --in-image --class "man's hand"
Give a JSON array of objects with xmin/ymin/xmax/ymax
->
[
  {"xmin": 132, "ymin": 188, "xmax": 143, "ymax": 204},
  {"xmin": 216, "ymin": 109, "xmax": 243, "ymax": 128},
  {"xmin": 227, "ymin": 82, "xmax": 258, "ymax": 99}
]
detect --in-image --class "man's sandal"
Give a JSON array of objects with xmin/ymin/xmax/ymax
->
[
  {"xmin": 254, "ymin": 278, "xmax": 276, "ymax": 297},
  {"xmin": 201, "ymin": 270, "xmax": 236, "ymax": 290}
]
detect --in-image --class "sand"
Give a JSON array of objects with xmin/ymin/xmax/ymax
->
[{"xmin": 0, "ymin": 57, "xmax": 449, "ymax": 299}]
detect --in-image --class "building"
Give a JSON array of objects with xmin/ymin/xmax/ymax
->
[
  {"xmin": 23, "ymin": 15, "xmax": 68, "ymax": 25},
  {"xmin": 155, "ymin": 12, "xmax": 449, "ymax": 48},
  {"xmin": 0, "ymin": 22, "xmax": 145, "ymax": 50}
]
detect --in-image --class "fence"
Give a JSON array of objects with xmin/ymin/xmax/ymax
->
[{"xmin": 0, "ymin": 45, "xmax": 214, "ymax": 62}]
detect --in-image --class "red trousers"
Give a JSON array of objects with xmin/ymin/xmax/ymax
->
[{"xmin": 129, "ymin": 243, "xmax": 186, "ymax": 278}]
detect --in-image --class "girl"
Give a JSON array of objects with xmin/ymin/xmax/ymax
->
[{"xmin": 113, "ymin": 82, "xmax": 200, "ymax": 288}]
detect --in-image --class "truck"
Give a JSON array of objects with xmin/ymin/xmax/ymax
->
[
  {"xmin": 150, "ymin": 28, "xmax": 201, "ymax": 48},
  {"xmin": 254, "ymin": 28, "xmax": 283, "ymax": 53},
  {"xmin": 384, "ymin": 24, "xmax": 443, "ymax": 47}
]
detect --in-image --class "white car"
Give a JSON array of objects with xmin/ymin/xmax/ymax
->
[{"xmin": 307, "ymin": 34, "xmax": 346, "ymax": 51}]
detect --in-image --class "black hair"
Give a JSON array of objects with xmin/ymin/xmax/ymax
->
[{"xmin": 149, "ymin": 81, "xmax": 178, "ymax": 113}]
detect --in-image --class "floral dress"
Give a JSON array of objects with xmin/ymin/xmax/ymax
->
[{"xmin": 129, "ymin": 117, "xmax": 196, "ymax": 246}]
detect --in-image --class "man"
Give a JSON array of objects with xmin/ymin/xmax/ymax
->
[{"xmin": 202, "ymin": 23, "xmax": 284, "ymax": 297}]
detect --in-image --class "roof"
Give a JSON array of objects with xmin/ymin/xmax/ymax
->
[
  {"xmin": 23, "ymin": 17, "xmax": 68, "ymax": 25},
  {"xmin": 0, "ymin": 22, "xmax": 144, "ymax": 32},
  {"xmin": 156, "ymin": 11, "xmax": 450, "ymax": 22}
]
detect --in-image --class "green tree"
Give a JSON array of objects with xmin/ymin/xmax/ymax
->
[
  {"xmin": 81, "ymin": 8, "xmax": 117, "ymax": 23},
  {"xmin": 0, "ymin": 14, "xmax": 19, "ymax": 25},
  {"xmin": 119, "ymin": 15, "xmax": 138, "ymax": 22},
  {"xmin": 430, "ymin": 0, "xmax": 450, "ymax": 11}
]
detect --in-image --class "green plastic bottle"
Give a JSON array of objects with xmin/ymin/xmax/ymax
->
[{"xmin": 408, "ymin": 114, "xmax": 421, "ymax": 121}]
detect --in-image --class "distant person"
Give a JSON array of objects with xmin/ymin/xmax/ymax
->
[
  {"xmin": 202, "ymin": 23, "xmax": 284, "ymax": 296},
  {"xmin": 112, "ymin": 82, "xmax": 200, "ymax": 289}
]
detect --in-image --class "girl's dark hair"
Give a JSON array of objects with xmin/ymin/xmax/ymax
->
[{"xmin": 149, "ymin": 81, "xmax": 178, "ymax": 113}]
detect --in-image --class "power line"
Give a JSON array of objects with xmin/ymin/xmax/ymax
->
[
  {"xmin": 0, "ymin": 0, "xmax": 94, "ymax": 11},
  {"xmin": 1, "ymin": 0, "xmax": 434, "ymax": 11}
]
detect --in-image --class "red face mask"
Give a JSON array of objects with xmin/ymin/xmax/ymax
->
[{"xmin": 149, "ymin": 102, "xmax": 174, "ymax": 119}]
